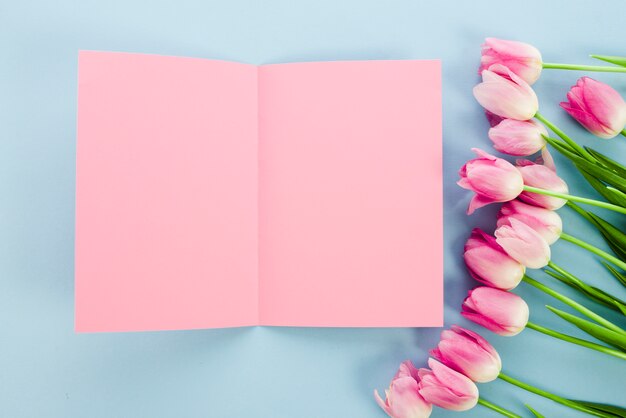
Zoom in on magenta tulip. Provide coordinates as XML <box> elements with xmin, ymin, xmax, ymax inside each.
<box><xmin>517</xmin><ymin>160</ymin><xmax>568</xmax><ymax>210</ymax></box>
<box><xmin>488</xmin><ymin>119</ymin><xmax>548</xmax><ymax>156</ymax></box>
<box><xmin>430</xmin><ymin>326</ymin><xmax>502</xmax><ymax>383</ymax></box>
<box><xmin>495</xmin><ymin>217</ymin><xmax>551</xmax><ymax>268</ymax></box>
<box><xmin>498</xmin><ymin>200</ymin><xmax>562</xmax><ymax>245</ymax></box>
<box><xmin>458</xmin><ymin>148</ymin><xmax>524</xmax><ymax>214</ymax></box>
<box><xmin>560</xmin><ymin>77</ymin><xmax>626</xmax><ymax>139</ymax></box>
<box><xmin>375</xmin><ymin>361</ymin><xmax>433</xmax><ymax>418</ymax></box>
<box><xmin>461</xmin><ymin>287</ymin><xmax>529</xmax><ymax>336</ymax></box>
<box><xmin>473</xmin><ymin>64</ymin><xmax>538</xmax><ymax>120</ymax></box>
<box><xmin>464</xmin><ymin>228</ymin><xmax>525</xmax><ymax>290</ymax></box>
<box><xmin>480</xmin><ymin>38</ymin><xmax>543</xmax><ymax>85</ymax></box>
<box><xmin>417</xmin><ymin>358</ymin><xmax>479</xmax><ymax>412</ymax></box>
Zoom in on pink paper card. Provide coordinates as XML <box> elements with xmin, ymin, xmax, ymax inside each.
<box><xmin>258</xmin><ymin>61</ymin><xmax>442</xmax><ymax>326</ymax></box>
<box><xmin>75</xmin><ymin>52</ymin><xmax>259</xmax><ymax>331</ymax></box>
<box><xmin>75</xmin><ymin>51</ymin><xmax>442</xmax><ymax>332</ymax></box>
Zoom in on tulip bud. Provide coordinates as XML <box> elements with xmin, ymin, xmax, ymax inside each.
<box><xmin>495</xmin><ymin>217</ymin><xmax>551</xmax><ymax>268</ymax></box>
<box><xmin>374</xmin><ymin>361</ymin><xmax>433</xmax><ymax>418</ymax></box>
<box><xmin>517</xmin><ymin>160</ymin><xmax>568</xmax><ymax>210</ymax></box>
<box><xmin>560</xmin><ymin>77</ymin><xmax>626</xmax><ymax>139</ymax></box>
<box><xmin>488</xmin><ymin>119</ymin><xmax>548</xmax><ymax>156</ymax></box>
<box><xmin>430</xmin><ymin>326</ymin><xmax>502</xmax><ymax>383</ymax></box>
<box><xmin>461</xmin><ymin>287</ymin><xmax>529</xmax><ymax>336</ymax></box>
<box><xmin>498</xmin><ymin>200</ymin><xmax>562</xmax><ymax>245</ymax></box>
<box><xmin>473</xmin><ymin>64</ymin><xmax>539</xmax><ymax>120</ymax></box>
<box><xmin>480</xmin><ymin>38</ymin><xmax>543</xmax><ymax>85</ymax></box>
<box><xmin>458</xmin><ymin>148</ymin><xmax>524</xmax><ymax>214</ymax></box>
<box><xmin>417</xmin><ymin>358</ymin><xmax>479</xmax><ymax>412</ymax></box>
<box><xmin>464</xmin><ymin>228</ymin><xmax>525</xmax><ymax>290</ymax></box>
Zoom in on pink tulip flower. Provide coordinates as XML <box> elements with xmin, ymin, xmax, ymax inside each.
<box><xmin>430</xmin><ymin>326</ymin><xmax>502</xmax><ymax>383</ymax></box>
<box><xmin>473</xmin><ymin>64</ymin><xmax>539</xmax><ymax>120</ymax></box>
<box><xmin>560</xmin><ymin>77</ymin><xmax>626</xmax><ymax>139</ymax></box>
<box><xmin>461</xmin><ymin>287</ymin><xmax>529</xmax><ymax>336</ymax></box>
<box><xmin>488</xmin><ymin>119</ymin><xmax>548</xmax><ymax>156</ymax></box>
<box><xmin>495</xmin><ymin>217</ymin><xmax>551</xmax><ymax>268</ymax></box>
<box><xmin>417</xmin><ymin>358</ymin><xmax>479</xmax><ymax>412</ymax></box>
<box><xmin>464</xmin><ymin>228</ymin><xmax>525</xmax><ymax>290</ymax></box>
<box><xmin>480</xmin><ymin>38</ymin><xmax>543</xmax><ymax>85</ymax></box>
<box><xmin>498</xmin><ymin>200</ymin><xmax>562</xmax><ymax>245</ymax></box>
<box><xmin>375</xmin><ymin>361</ymin><xmax>433</xmax><ymax>418</ymax></box>
<box><xmin>517</xmin><ymin>160</ymin><xmax>569</xmax><ymax>210</ymax></box>
<box><xmin>458</xmin><ymin>148</ymin><xmax>524</xmax><ymax>214</ymax></box>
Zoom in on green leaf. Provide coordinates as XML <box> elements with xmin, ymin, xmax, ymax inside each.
<box><xmin>582</xmin><ymin>209</ymin><xmax>626</xmax><ymax>263</ymax></box>
<box><xmin>569</xmin><ymin>400</ymin><xmax>626</xmax><ymax>417</ymax></box>
<box><xmin>585</xmin><ymin>147</ymin><xmax>626</xmax><ymax>178</ymax></box>
<box><xmin>605</xmin><ymin>187</ymin><xmax>626</xmax><ymax>208</ymax></box>
<box><xmin>579</xmin><ymin>171</ymin><xmax>626</xmax><ymax>207</ymax></box>
<box><xmin>547</xmin><ymin>306</ymin><xmax>626</xmax><ymax>351</ymax></box>
<box><xmin>545</xmin><ymin>137</ymin><xmax>626</xmax><ymax>198</ymax></box>
<box><xmin>545</xmin><ymin>136</ymin><xmax>626</xmax><ymax>194</ymax></box>
<box><xmin>603</xmin><ymin>262</ymin><xmax>626</xmax><ymax>287</ymax></box>
<box><xmin>591</xmin><ymin>54</ymin><xmax>626</xmax><ymax>68</ymax></box>
<box><xmin>576</xmin><ymin>162</ymin><xmax>626</xmax><ymax>195</ymax></box>
<box><xmin>545</xmin><ymin>269</ymin><xmax>626</xmax><ymax>315</ymax></box>
<box><xmin>543</xmin><ymin>135</ymin><xmax>581</xmax><ymax>157</ymax></box>
<box><xmin>525</xmin><ymin>404</ymin><xmax>545</xmax><ymax>418</ymax></box>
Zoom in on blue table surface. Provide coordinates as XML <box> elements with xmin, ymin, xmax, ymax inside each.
<box><xmin>2</xmin><ymin>1</ymin><xmax>625</xmax><ymax>417</ymax></box>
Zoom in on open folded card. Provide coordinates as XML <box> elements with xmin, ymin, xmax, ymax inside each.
<box><xmin>75</xmin><ymin>51</ymin><xmax>442</xmax><ymax>332</ymax></box>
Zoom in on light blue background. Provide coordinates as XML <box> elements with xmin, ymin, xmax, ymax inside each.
<box><xmin>1</xmin><ymin>1</ymin><xmax>625</xmax><ymax>417</ymax></box>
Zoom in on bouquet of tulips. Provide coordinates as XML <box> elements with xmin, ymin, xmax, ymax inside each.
<box><xmin>375</xmin><ymin>38</ymin><xmax>626</xmax><ymax>418</ymax></box>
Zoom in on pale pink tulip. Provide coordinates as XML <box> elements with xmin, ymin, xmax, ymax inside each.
<box><xmin>561</xmin><ymin>77</ymin><xmax>626</xmax><ymax>139</ymax></box>
<box><xmin>480</xmin><ymin>38</ymin><xmax>543</xmax><ymax>85</ymax></box>
<box><xmin>430</xmin><ymin>326</ymin><xmax>502</xmax><ymax>383</ymax></box>
<box><xmin>473</xmin><ymin>64</ymin><xmax>539</xmax><ymax>120</ymax></box>
<box><xmin>375</xmin><ymin>361</ymin><xmax>433</xmax><ymax>418</ymax></box>
<box><xmin>461</xmin><ymin>287</ymin><xmax>529</xmax><ymax>336</ymax></box>
<box><xmin>498</xmin><ymin>200</ymin><xmax>562</xmax><ymax>245</ymax></box>
<box><xmin>517</xmin><ymin>160</ymin><xmax>569</xmax><ymax>210</ymax></box>
<box><xmin>488</xmin><ymin>119</ymin><xmax>548</xmax><ymax>156</ymax></box>
<box><xmin>457</xmin><ymin>148</ymin><xmax>524</xmax><ymax>214</ymax></box>
<box><xmin>464</xmin><ymin>228</ymin><xmax>525</xmax><ymax>290</ymax></box>
<box><xmin>495</xmin><ymin>218</ymin><xmax>551</xmax><ymax>268</ymax></box>
<box><xmin>417</xmin><ymin>358</ymin><xmax>479</xmax><ymax>412</ymax></box>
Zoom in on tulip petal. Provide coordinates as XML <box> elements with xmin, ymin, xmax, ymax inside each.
<box><xmin>495</xmin><ymin>218</ymin><xmax>551</xmax><ymax>268</ymax></box>
<box><xmin>463</xmin><ymin>287</ymin><xmax>529</xmax><ymax>336</ymax></box>
<box><xmin>467</xmin><ymin>194</ymin><xmax>493</xmax><ymax>215</ymax></box>
<box><xmin>461</xmin><ymin>311</ymin><xmax>508</xmax><ymax>335</ymax></box>
<box><xmin>374</xmin><ymin>389</ymin><xmax>392</xmax><ymax>415</ymax></box>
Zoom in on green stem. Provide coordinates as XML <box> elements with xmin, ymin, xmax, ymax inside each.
<box><xmin>526</xmin><ymin>321</ymin><xmax>626</xmax><ymax>360</ymax></box>
<box><xmin>560</xmin><ymin>232</ymin><xmax>626</xmax><ymax>271</ymax></box>
<box><xmin>534</xmin><ymin>111</ymin><xmax>596</xmax><ymax>162</ymax></box>
<box><xmin>478</xmin><ymin>397</ymin><xmax>523</xmax><ymax>418</ymax></box>
<box><xmin>621</xmin><ymin>128</ymin><xmax>626</xmax><ymax>138</ymax></box>
<box><xmin>523</xmin><ymin>185</ymin><xmax>626</xmax><ymax>215</ymax></box>
<box><xmin>523</xmin><ymin>275</ymin><xmax>625</xmax><ymax>334</ymax></box>
<box><xmin>498</xmin><ymin>372</ymin><xmax>610</xmax><ymax>417</ymax></box>
<box><xmin>543</xmin><ymin>62</ymin><xmax>626</xmax><ymax>73</ymax></box>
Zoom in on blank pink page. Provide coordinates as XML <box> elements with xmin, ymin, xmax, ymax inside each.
<box><xmin>75</xmin><ymin>52</ymin><xmax>258</xmax><ymax>332</ymax></box>
<box><xmin>258</xmin><ymin>60</ymin><xmax>442</xmax><ymax>327</ymax></box>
